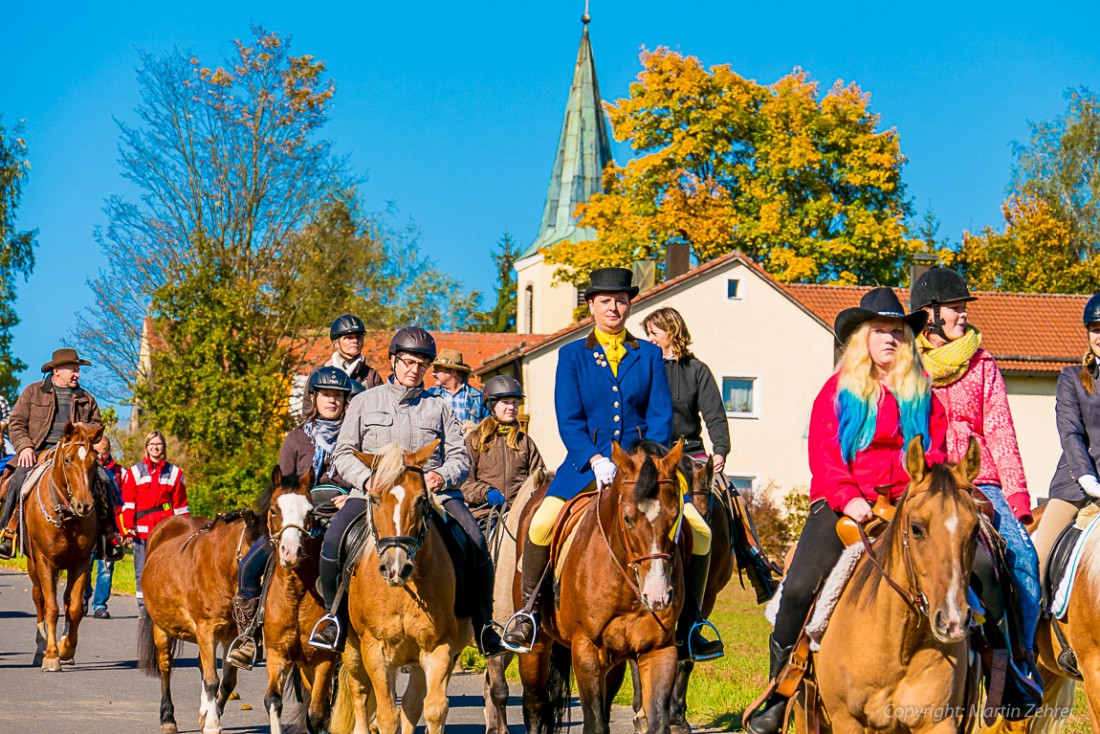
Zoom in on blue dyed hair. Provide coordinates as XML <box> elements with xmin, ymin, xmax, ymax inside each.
<box><xmin>836</xmin><ymin>387</ymin><xmax>931</xmax><ymax>464</ymax></box>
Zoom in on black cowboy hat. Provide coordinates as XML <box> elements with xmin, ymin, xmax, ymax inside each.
<box><xmin>41</xmin><ymin>348</ymin><xmax>92</xmax><ymax>373</ymax></box>
<box><xmin>834</xmin><ymin>287</ymin><xmax>928</xmax><ymax>346</ymax></box>
<box><xmin>583</xmin><ymin>267</ymin><xmax>639</xmax><ymax>300</ymax></box>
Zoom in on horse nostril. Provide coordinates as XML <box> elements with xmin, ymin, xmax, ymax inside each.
<box><xmin>400</xmin><ymin>562</ymin><xmax>413</xmax><ymax>579</ymax></box>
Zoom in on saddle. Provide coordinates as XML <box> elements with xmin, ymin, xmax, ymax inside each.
<box><xmin>834</xmin><ymin>494</ymin><xmax>895</xmax><ymax>546</ymax></box>
<box><xmin>712</xmin><ymin>473</ymin><xmax>782</xmax><ymax>604</ymax></box>
<box><xmin>1039</xmin><ymin>508</ymin><xmax>1100</xmax><ymax>680</ymax></box>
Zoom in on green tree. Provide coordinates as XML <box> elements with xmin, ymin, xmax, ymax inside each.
<box><xmin>544</xmin><ymin>48</ymin><xmax>918</xmax><ymax>287</ymax></box>
<box><xmin>0</xmin><ymin>118</ymin><xmax>38</xmax><ymax>402</ymax></box>
<box><xmin>477</xmin><ymin>232</ymin><xmax>519</xmax><ymax>332</ymax></box>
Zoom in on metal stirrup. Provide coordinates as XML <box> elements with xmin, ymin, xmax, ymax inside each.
<box><xmin>500</xmin><ymin>610</ymin><xmax>538</xmax><ymax>654</ymax></box>
<box><xmin>307</xmin><ymin>614</ymin><xmax>341</xmax><ymax>652</ymax></box>
<box><xmin>686</xmin><ymin>620</ymin><xmax>724</xmax><ymax>662</ymax></box>
<box><xmin>226</xmin><ymin>634</ymin><xmax>257</xmax><ymax>671</ymax></box>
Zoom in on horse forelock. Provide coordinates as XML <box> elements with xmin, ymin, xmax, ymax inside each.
<box><xmin>370</xmin><ymin>443</ymin><xmax>407</xmax><ymax>493</ymax></box>
<box><xmin>633</xmin><ymin>457</ymin><xmax>661</xmax><ymax>503</ymax></box>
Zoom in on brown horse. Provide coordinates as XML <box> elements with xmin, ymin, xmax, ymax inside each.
<box><xmin>330</xmin><ymin>440</ymin><xmax>472</xmax><ymax>734</ymax></box>
<box><xmin>517</xmin><ymin>439</ymin><xmax>687</xmax><ymax>734</ymax></box>
<box><xmin>795</xmin><ymin>437</ymin><xmax>981</xmax><ymax>734</ymax></box>
<box><xmin>137</xmin><ymin>509</ymin><xmax>266</xmax><ymax>734</ymax></box>
<box><xmin>262</xmin><ymin>468</ymin><xmax>338</xmax><ymax>734</ymax></box>
<box><xmin>20</xmin><ymin>421</ymin><xmax>104</xmax><ymax>671</ymax></box>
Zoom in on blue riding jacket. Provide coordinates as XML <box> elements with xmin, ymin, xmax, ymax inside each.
<box><xmin>547</xmin><ymin>330</ymin><xmax>673</xmax><ymax>499</ymax></box>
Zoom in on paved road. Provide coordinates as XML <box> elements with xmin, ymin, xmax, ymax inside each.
<box><xmin>0</xmin><ymin>568</ymin><xmax>644</xmax><ymax>733</ymax></box>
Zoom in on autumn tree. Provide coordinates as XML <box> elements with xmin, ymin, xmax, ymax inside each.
<box><xmin>544</xmin><ymin>48</ymin><xmax>918</xmax><ymax>287</ymax></box>
<box><xmin>0</xmin><ymin>117</ymin><xmax>37</xmax><ymax>403</ymax></box>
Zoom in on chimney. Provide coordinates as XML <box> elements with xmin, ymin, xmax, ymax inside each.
<box><xmin>665</xmin><ymin>243</ymin><xmax>691</xmax><ymax>281</ymax></box>
<box><xmin>909</xmin><ymin>253</ymin><xmax>938</xmax><ymax>289</ymax></box>
<box><xmin>631</xmin><ymin>260</ymin><xmax>656</xmax><ymax>293</ymax></box>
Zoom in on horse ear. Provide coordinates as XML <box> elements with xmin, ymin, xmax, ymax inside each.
<box><xmin>299</xmin><ymin>469</ymin><xmax>313</xmax><ymax>494</ymax></box>
<box><xmin>610</xmin><ymin>441</ymin><xmax>630</xmax><ymax>468</ymax></box>
<box><xmin>90</xmin><ymin>423</ymin><xmax>104</xmax><ymax>446</ymax></box>
<box><xmin>353</xmin><ymin>450</ymin><xmax>376</xmax><ymax>469</ymax></box>
<box><xmin>62</xmin><ymin>421</ymin><xmax>76</xmax><ymax>442</ymax></box>
<box><xmin>408</xmin><ymin>439</ymin><xmax>441</xmax><ymax>469</ymax></box>
<box><xmin>665</xmin><ymin>438</ymin><xmax>684</xmax><ymax>471</ymax></box>
<box><xmin>696</xmin><ymin>455</ymin><xmax>714</xmax><ymax>489</ymax></box>
<box><xmin>271</xmin><ymin>464</ymin><xmax>283</xmax><ymax>490</ymax></box>
<box><xmin>905</xmin><ymin>435</ymin><xmax>928</xmax><ymax>485</ymax></box>
<box><xmin>960</xmin><ymin>436</ymin><xmax>981</xmax><ymax>483</ymax></box>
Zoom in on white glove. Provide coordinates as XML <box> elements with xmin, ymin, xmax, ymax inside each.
<box><xmin>592</xmin><ymin>457</ymin><xmax>617</xmax><ymax>489</ymax></box>
<box><xmin>1080</xmin><ymin>475</ymin><xmax>1100</xmax><ymax>498</ymax></box>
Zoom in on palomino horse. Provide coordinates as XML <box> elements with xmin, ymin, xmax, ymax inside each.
<box><xmin>796</xmin><ymin>437</ymin><xmax>981</xmax><ymax>733</ymax></box>
<box><xmin>262</xmin><ymin>468</ymin><xmax>338</xmax><ymax>734</ymax></box>
<box><xmin>137</xmin><ymin>509</ymin><xmax>266</xmax><ymax>734</ymax></box>
<box><xmin>330</xmin><ymin>440</ymin><xmax>472</xmax><ymax>734</ymax></box>
<box><xmin>517</xmin><ymin>439</ymin><xmax>688</xmax><ymax>734</ymax></box>
<box><xmin>19</xmin><ymin>422</ymin><xmax>103</xmax><ymax>671</ymax></box>
<box><xmin>484</xmin><ymin>468</ymin><xmax>545</xmax><ymax>734</ymax></box>
<box><xmin>630</xmin><ymin>456</ymin><xmax>735</xmax><ymax>734</ymax></box>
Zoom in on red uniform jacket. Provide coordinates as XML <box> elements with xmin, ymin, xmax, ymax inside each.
<box><xmin>809</xmin><ymin>373</ymin><xmax>948</xmax><ymax>513</ymax></box>
<box><xmin>121</xmin><ymin>458</ymin><xmax>188</xmax><ymax>539</ymax></box>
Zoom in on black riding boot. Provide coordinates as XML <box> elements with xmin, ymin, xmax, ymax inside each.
<box><xmin>745</xmin><ymin>635</ymin><xmax>795</xmax><ymax>734</ymax></box>
<box><xmin>503</xmin><ymin>542</ymin><xmax>550</xmax><ymax>650</ymax></box>
<box><xmin>676</xmin><ymin>552</ymin><xmax>724</xmax><ymax>660</ymax></box>
<box><xmin>0</xmin><ymin>469</ymin><xmax>27</xmax><ymax>559</ymax></box>
<box><xmin>471</xmin><ymin>552</ymin><xmax>507</xmax><ymax>658</ymax></box>
<box><xmin>308</xmin><ymin>555</ymin><xmax>343</xmax><ymax>651</ymax></box>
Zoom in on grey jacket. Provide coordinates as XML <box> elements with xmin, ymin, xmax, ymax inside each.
<box><xmin>1050</xmin><ymin>364</ymin><xmax>1100</xmax><ymax>501</ymax></box>
<box><xmin>332</xmin><ymin>379</ymin><xmax>470</xmax><ymax>498</ymax></box>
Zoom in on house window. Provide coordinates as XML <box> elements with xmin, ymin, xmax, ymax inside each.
<box><xmin>727</xmin><ymin>278</ymin><xmax>741</xmax><ymax>300</ymax></box>
<box><xmin>524</xmin><ymin>284</ymin><xmax>534</xmax><ymax>334</ymax></box>
<box><xmin>726</xmin><ymin>475</ymin><xmax>756</xmax><ymax>493</ymax></box>
<box><xmin>722</xmin><ymin>376</ymin><xmax>757</xmax><ymax>416</ymax></box>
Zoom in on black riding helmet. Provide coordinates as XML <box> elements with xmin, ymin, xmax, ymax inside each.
<box><xmin>1084</xmin><ymin>294</ymin><xmax>1100</xmax><ymax>325</ymax></box>
<box><xmin>388</xmin><ymin>326</ymin><xmax>437</xmax><ymax>360</ymax></box>
<box><xmin>307</xmin><ymin>366</ymin><xmax>355</xmax><ymax>397</ymax></box>
<box><xmin>482</xmin><ymin>375</ymin><xmax>524</xmax><ymax>410</ymax></box>
<box><xmin>330</xmin><ymin>314</ymin><xmax>366</xmax><ymax>341</ymax></box>
<box><xmin>910</xmin><ymin>266</ymin><xmax>977</xmax><ymax>339</ymax></box>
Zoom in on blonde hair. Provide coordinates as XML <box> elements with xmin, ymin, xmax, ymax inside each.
<box><xmin>837</xmin><ymin>320</ymin><xmax>928</xmax><ymax>403</ymax></box>
<box><xmin>473</xmin><ymin>415</ymin><xmax>524</xmax><ymax>453</ymax></box>
<box><xmin>642</xmin><ymin>306</ymin><xmax>693</xmax><ymax>360</ymax></box>
<box><xmin>144</xmin><ymin>430</ymin><xmax>167</xmax><ymax>460</ymax></box>
<box><xmin>369</xmin><ymin>443</ymin><xmax>406</xmax><ymax>492</ymax></box>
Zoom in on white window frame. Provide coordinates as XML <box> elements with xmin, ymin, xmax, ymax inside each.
<box><xmin>724</xmin><ymin>472</ymin><xmax>759</xmax><ymax>493</ymax></box>
<box><xmin>721</xmin><ymin>374</ymin><xmax>760</xmax><ymax>419</ymax></box>
<box><xmin>726</xmin><ymin>277</ymin><xmax>743</xmax><ymax>301</ymax></box>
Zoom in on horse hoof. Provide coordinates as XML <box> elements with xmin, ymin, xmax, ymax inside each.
<box><xmin>670</xmin><ymin>724</ymin><xmax>693</xmax><ymax>734</ymax></box>
<box><xmin>160</xmin><ymin>725</ymin><xmax>178</xmax><ymax>734</ymax></box>
<box><xmin>40</xmin><ymin>658</ymin><xmax>61</xmax><ymax>673</ymax></box>
<box><xmin>60</xmin><ymin>657</ymin><xmax>75</xmax><ymax>666</ymax></box>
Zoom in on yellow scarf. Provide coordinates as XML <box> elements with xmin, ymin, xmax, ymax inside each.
<box><xmin>594</xmin><ymin>328</ymin><xmax>627</xmax><ymax>377</ymax></box>
<box><xmin>917</xmin><ymin>325</ymin><xmax>982</xmax><ymax>387</ymax></box>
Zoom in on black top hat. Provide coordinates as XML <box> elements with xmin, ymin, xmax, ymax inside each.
<box><xmin>583</xmin><ymin>267</ymin><xmax>639</xmax><ymax>300</ymax></box>
<box><xmin>833</xmin><ymin>287</ymin><xmax>929</xmax><ymax>346</ymax></box>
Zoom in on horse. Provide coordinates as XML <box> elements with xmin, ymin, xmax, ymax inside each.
<box><xmin>329</xmin><ymin>440</ymin><xmax>472</xmax><ymax>734</ymax></box>
<box><xmin>629</xmin><ymin>455</ymin><xmax>735</xmax><ymax>734</ymax></box>
<box><xmin>262</xmin><ymin>467</ymin><xmax>338</xmax><ymax>734</ymax></box>
<box><xmin>137</xmin><ymin>508</ymin><xmax>266</xmax><ymax>734</ymax></box>
<box><xmin>484</xmin><ymin>468</ymin><xmax>546</xmax><ymax>734</ymax></box>
<box><xmin>18</xmin><ymin>421</ymin><xmax>104</xmax><ymax>671</ymax></box>
<box><xmin>794</xmin><ymin>436</ymin><xmax>981</xmax><ymax>734</ymax></box>
<box><xmin>516</xmin><ymin>438</ymin><xmax>688</xmax><ymax>734</ymax></box>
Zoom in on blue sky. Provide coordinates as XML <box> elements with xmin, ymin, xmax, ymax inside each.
<box><xmin>2</xmin><ymin>1</ymin><xmax>1099</xmax><ymax>395</ymax></box>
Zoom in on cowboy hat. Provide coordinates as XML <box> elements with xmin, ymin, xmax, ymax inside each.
<box><xmin>432</xmin><ymin>348</ymin><xmax>472</xmax><ymax>374</ymax></box>
<box><xmin>833</xmin><ymin>287</ymin><xmax>928</xmax><ymax>346</ymax></box>
<box><xmin>583</xmin><ymin>267</ymin><xmax>639</xmax><ymax>300</ymax></box>
<box><xmin>41</xmin><ymin>348</ymin><xmax>92</xmax><ymax>373</ymax></box>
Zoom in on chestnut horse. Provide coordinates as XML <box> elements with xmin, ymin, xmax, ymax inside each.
<box><xmin>330</xmin><ymin>440</ymin><xmax>472</xmax><ymax>734</ymax></box>
<box><xmin>517</xmin><ymin>439</ymin><xmax>687</xmax><ymax>734</ymax></box>
<box><xmin>262</xmin><ymin>468</ymin><xmax>338</xmax><ymax>734</ymax></box>
<box><xmin>137</xmin><ymin>509</ymin><xmax>266</xmax><ymax>734</ymax></box>
<box><xmin>21</xmin><ymin>422</ymin><xmax>104</xmax><ymax>671</ymax></box>
<box><xmin>795</xmin><ymin>437</ymin><xmax>981</xmax><ymax>734</ymax></box>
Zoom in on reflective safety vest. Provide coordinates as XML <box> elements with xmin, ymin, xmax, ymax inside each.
<box><xmin>120</xmin><ymin>459</ymin><xmax>188</xmax><ymax>539</ymax></box>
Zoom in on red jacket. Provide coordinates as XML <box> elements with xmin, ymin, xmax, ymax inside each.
<box><xmin>809</xmin><ymin>373</ymin><xmax>948</xmax><ymax>513</ymax></box>
<box><xmin>120</xmin><ymin>458</ymin><xmax>188</xmax><ymax>539</ymax></box>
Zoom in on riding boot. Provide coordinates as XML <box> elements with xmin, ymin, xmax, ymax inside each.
<box><xmin>502</xmin><ymin>542</ymin><xmax>550</xmax><ymax>650</ymax></box>
<box><xmin>745</xmin><ymin>635</ymin><xmax>795</xmax><ymax>734</ymax></box>
<box><xmin>227</xmin><ymin>595</ymin><xmax>260</xmax><ymax>670</ymax></box>
<box><xmin>0</xmin><ymin>473</ymin><xmax>23</xmax><ymax>560</ymax></box>
<box><xmin>676</xmin><ymin>552</ymin><xmax>724</xmax><ymax>661</ymax></box>
<box><xmin>471</xmin><ymin>552</ymin><xmax>507</xmax><ymax>658</ymax></box>
<box><xmin>308</xmin><ymin>555</ymin><xmax>343</xmax><ymax>650</ymax></box>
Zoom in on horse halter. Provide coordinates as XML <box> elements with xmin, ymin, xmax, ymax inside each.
<box><xmin>38</xmin><ymin>441</ymin><xmax>93</xmax><ymax>527</ymax></box>
<box><xmin>268</xmin><ymin>500</ymin><xmax>320</xmax><ymax>544</ymax></box>
<box><xmin>366</xmin><ymin>465</ymin><xmax>430</xmax><ymax>561</ymax></box>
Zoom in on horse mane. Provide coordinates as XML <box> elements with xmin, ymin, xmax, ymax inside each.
<box><xmin>846</xmin><ymin>463</ymin><xmax>961</xmax><ymax>606</ymax></box>
<box><xmin>370</xmin><ymin>443</ymin><xmax>407</xmax><ymax>492</ymax></box>
<box><xmin>628</xmin><ymin>438</ymin><xmax>668</xmax><ymax>458</ymax></box>
<box><xmin>253</xmin><ymin>472</ymin><xmax>302</xmax><ymax>516</ymax></box>
<box><xmin>199</xmin><ymin>508</ymin><xmax>264</xmax><ymax>536</ymax></box>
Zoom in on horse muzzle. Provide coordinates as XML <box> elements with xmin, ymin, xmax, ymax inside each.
<box><xmin>931</xmin><ymin>607</ymin><xmax>968</xmax><ymax>644</ymax></box>
<box><xmin>72</xmin><ymin>501</ymin><xmax>93</xmax><ymax>518</ymax></box>
<box><xmin>378</xmin><ymin>548</ymin><xmax>413</xmax><ymax>587</ymax></box>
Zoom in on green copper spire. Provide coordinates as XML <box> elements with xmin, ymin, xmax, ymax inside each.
<box><xmin>519</xmin><ymin>15</ymin><xmax>613</xmax><ymax>260</ymax></box>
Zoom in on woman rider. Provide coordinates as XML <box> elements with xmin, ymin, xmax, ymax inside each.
<box><xmin>308</xmin><ymin>326</ymin><xmax>507</xmax><ymax>657</ymax></box>
<box><xmin>227</xmin><ymin>366</ymin><xmax>355</xmax><ymax>669</ymax></box>
<box><xmin>461</xmin><ymin>375</ymin><xmax>544</xmax><ymax>526</ymax></box>
<box><xmin>642</xmin><ymin>305</ymin><xmax>729</xmax><ymax>660</ymax></box>
<box><xmin>1032</xmin><ymin>294</ymin><xmax>1100</xmax><ymax>603</ymax></box>
<box><xmin>746</xmin><ymin>287</ymin><xmax>947</xmax><ymax>734</ymax></box>
<box><xmin>910</xmin><ymin>266</ymin><xmax>1041</xmax><ymax>680</ymax></box>
<box><xmin>502</xmin><ymin>267</ymin><xmax>716</xmax><ymax>654</ymax></box>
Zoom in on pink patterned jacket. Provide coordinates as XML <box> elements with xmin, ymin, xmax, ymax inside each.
<box><xmin>931</xmin><ymin>348</ymin><xmax>1032</xmax><ymax>523</ymax></box>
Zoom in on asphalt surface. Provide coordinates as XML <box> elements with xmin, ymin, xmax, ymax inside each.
<box><xmin>0</xmin><ymin>568</ymin><xmax>643</xmax><ymax>733</ymax></box>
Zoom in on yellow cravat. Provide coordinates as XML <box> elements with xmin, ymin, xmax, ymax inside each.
<box><xmin>594</xmin><ymin>328</ymin><xmax>627</xmax><ymax>377</ymax></box>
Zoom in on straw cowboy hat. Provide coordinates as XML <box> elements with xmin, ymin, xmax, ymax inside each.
<box><xmin>41</xmin><ymin>348</ymin><xmax>92</xmax><ymax>373</ymax></box>
<box><xmin>432</xmin><ymin>348</ymin><xmax>472</xmax><ymax>374</ymax></box>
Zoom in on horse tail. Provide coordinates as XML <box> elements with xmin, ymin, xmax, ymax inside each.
<box><xmin>1029</xmin><ymin>672</ymin><xmax>1074</xmax><ymax>734</ymax></box>
<box><xmin>329</xmin><ymin>662</ymin><xmax>357</xmax><ymax>734</ymax></box>
<box><xmin>136</xmin><ymin>613</ymin><xmax>159</xmax><ymax>677</ymax></box>
<box><xmin>546</xmin><ymin>641</ymin><xmax>573</xmax><ymax>734</ymax></box>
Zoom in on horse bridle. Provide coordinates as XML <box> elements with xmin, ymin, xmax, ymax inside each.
<box><xmin>268</xmin><ymin>505</ymin><xmax>321</xmax><ymax>544</ymax></box>
<box><xmin>856</xmin><ymin>486</ymin><xmax>932</xmax><ymax>618</ymax></box>
<box><xmin>37</xmin><ymin>442</ymin><xmax>93</xmax><ymax>528</ymax></box>
<box><xmin>366</xmin><ymin>465</ymin><xmax>431</xmax><ymax>561</ymax></box>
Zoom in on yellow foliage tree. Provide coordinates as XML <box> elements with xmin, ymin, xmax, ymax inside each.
<box><xmin>544</xmin><ymin>48</ymin><xmax>920</xmax><ymax>287</ymax></box>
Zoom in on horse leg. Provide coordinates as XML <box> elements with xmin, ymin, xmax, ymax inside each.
<box><xmin>196</xmin><ymin>625</ymin><xmax>223</xmax><ymax>734</ymax></box>
<box><xmin>309</xmin><ymin>660</ymin><xmax>337</xmax><ymax>734</ymax></box>
<box><xmin>216</xmin><ymin>648</ymin><xmax>239</xmax><ymax>711</ymax></box>
<box><xmin>362</xmin><ymin>640</ymin><xmax>400</xmax><ymax>734</ymax></box>
<box><xmin>154</xmin><ymin>624</ymin><xmax>179</xmax><ymax>734</ymax></box>
<box><xmin>637</xmin><ymin>646</ymin><xmax>679</xmax><ymax>734</ymax></box>
<box><xmin>38</xmin><ymin>562</ymin><xmax>62</xmax><ymax>672</ymax></box>
<box><xmin>419</xmin><ymin>642</ymin><xmax>456</xmax><ymax>734</ymax></box>
<box><xmin>605</xmin><ymin>660</ymin><xmax>628</xmax><ymax>722</ymax></box>
<box><xmin>59</xmin><ymin>562</ymin><xmax>90</xmax><ymax>663</ymax></box>
<box><xmin>629</xmin><ymin>659</ymin><xmax>646</xmax><ymax>733</ymax></box>
<box><xmin>264</xmin><ymin>650</ymin><xmax>287</xmax><ymax>734</ymax></box>
<box><xmin>518</xmin><ymin>637</ymin><xmax>556</xmax><ymax>734</ymax></box>
<box><xmin>30</xmin><ymin>557</ymin><xmax>46</xmax><ymax>668</ymax></box>
<box><xmin>484</xmin><ymin>651</ymin><xmax>513</xmax><ymax>734</ymax></box>
<box><xmin>669</xmin><ymin>659</ymin><xmax>694</xmax><ymax>734</ymax></box>
<box><xmin>571</xmin><ymin>636</ymin><xmax>609</xmax><ymax>734</ymax></box>
<box><xmin>401</xmin><ymin>664</ymin><xmax>427</xmax><ymax>734</ymax></box>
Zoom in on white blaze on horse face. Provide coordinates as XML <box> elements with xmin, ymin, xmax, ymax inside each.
<box><xmin>941</xmin><ymin>506</ymin><xmax>966</xmax><ymax>629</ymax></box>
<box><xmin>638</xmin><ymin>499</ymin><xmax>660</xmax><ymax>522</ymax></box>
<box><xmin>640</xmin><ymin>538</ymin><xmax>671</xmax><ymax>610</ymax></box>
<box><xmin>77</xmin><ymin>446</ymin><xmax>88</xmax><ymax>461</ymax></box>
<box><xmin>276</xmin><ymin>493</ymin><xmax>312</xmax><ymax>565</ymax></box>
<box><xmin>944</xmin><ymin>514</ymin><xmax>958</xmax><ymax>536</ymax></box>
<box><xmin>390</xmin><ymin>486</ymin><xmax>406</xmax><ymax>536</ymax></box>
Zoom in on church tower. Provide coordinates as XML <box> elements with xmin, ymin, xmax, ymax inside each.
<box><xmin>515</xmin><ymin>12</ymin><xmax>613</xmax><ymax>334</ymax></box>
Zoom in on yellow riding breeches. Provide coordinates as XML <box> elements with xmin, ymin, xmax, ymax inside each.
<box><xmin>527</xmin><ymin>493</ymin><xmax>712</xmax><ymax>556</ymax></box>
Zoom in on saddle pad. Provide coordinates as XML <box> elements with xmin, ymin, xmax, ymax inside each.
<box><xmin>1050</xmin><ymin>512</ymin><xmax>1100</xmax><ymax>620</ymax></box>
<box><xmin>804</xmin><ymin>543</ymin><xmax>865</xmax><ymax>650</ymax></box>
<box><xmin>553</xmin><ymin>521</ymin><xmax>584</xmax><ymax>589</ymax></box>
<box><xmin>20</xmin><ymin>461</ymin><xmax>53</xmax><ymax>500</ymax></box>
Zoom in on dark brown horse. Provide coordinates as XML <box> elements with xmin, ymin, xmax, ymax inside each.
<box><xmin>262</xmin><ymin>468</ymin><xmax>338</xmax><ymax>734</ymax></box>
<box><xmin>19</xmin><ymin>422</ymin><xmax>104</xmax><ymax>671</ymax></box>
<box><xmin>137</xmin><ymin>509</ymin><xmax>266</xmax><ymax>734</ymax></box>
<box><xmin>516</xmin><ymin>439</ymin><xmax>687</xmax><ymax>734</ymax></box>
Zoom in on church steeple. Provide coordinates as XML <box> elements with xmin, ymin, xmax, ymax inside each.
<box><xmin>518</xmin><ymin>13</ymin><xmax>613</xmax><ymax>261</ymax></box>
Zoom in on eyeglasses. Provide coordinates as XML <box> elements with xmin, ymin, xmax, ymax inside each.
<box><xmin>396</xmin><ymin>356</ymin><xmax>430</xmax><ymax>371</ymax></box>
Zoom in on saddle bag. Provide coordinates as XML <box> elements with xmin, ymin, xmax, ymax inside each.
<box><xmin>719</xmin><ymin>476</ymin><xmax>782</xmax><ymax>604</ymax></box>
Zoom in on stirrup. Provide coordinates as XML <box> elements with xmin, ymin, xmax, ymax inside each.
<box><xmin>0</xmin><ymin>529</ymin><xmax>15</xmax><ymax>560</ymax></box>
<box><xmin>500</xmin><ymin>610</ymin><xmax>537</xmax><ymax>654</ymax></box>
<box><xmin>479</xmin><ymin>622</ymin><xmax>509</xmax><ymax>658</ymax></box>
<box><xmin>687</xmin><ymin>620</ymin><xmax>724</xmax><ymax>662</ymax></box>
<box><xmin>226</xmin><ymin>634</ymin><xmax>257</xmax><ymax>671</ymax></box>
<box><xmin>307</xmin><ymin>614</ymin><xmax>341</xmax><ymax>652</ymax></box>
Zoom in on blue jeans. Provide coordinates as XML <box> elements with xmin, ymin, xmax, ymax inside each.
<box><xmin>82</xmin><ymin>558</ymin><xmax>115</xmax><ymax>612</ymax></box>
<box><xmin>133</xmin><ymin>538</ymin><xmax>148</xmax><ymax>614</ymax></box>
<box><xmin>977</xmin><ymin>484</ymin><xmax>1040</xmax><ymax>653</ymax></box>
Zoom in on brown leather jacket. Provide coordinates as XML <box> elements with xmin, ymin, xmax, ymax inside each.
<box><xmin>8</xmin><ymin>379</ymin><xmax>102</xmax><ymax>455</ymax></box>
<box><xmin>461</xmin><ymin>428</ymin><xmax>544</xmax><ymax>518</ymax></box>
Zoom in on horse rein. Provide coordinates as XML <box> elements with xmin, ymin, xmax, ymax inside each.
<box><xmin>366</xmin><ymin>464</ymin><xmax>431</xmax><ymax>561</ymax></box>
<box><xmin>36</xmin><ymin>442</ymin><xmax>94</xmax><ymax>528</ymax></box>
<box><xmin>855</xmin><ymin>490</ymin><xmax>931</xmax><ymax>618</ymax></box>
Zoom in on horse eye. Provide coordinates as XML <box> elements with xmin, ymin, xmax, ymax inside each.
<box><xmin>910</xmin><ymin>522</ymin><xmax>925</xmax><ymax>540</ymax></box>
<box><xmin>624</xmin><ymin>514</ymin><xmax>635</xmax><ymax>528</ymax></box>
